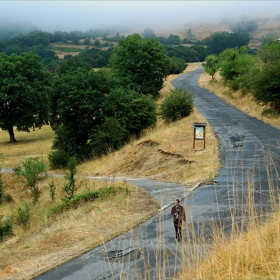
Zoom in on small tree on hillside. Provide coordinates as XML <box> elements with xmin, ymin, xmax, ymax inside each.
<box><xmin>159</xmin><ymin>88</ymin><xmax>193</xmax><ymax>123</ymax></box>
<box><xmin>13</xmin><ymin>157</ymin><xmax>47</xmax><ymax>204</ymax></box>
<box><xmin>202</xmin><ymin>54</ymin><xmax>220</xmax><ymax>81</ymax></box>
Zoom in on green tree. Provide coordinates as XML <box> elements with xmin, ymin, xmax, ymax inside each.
<box><xmin>251</xmin><ymin>41</ymin><xmax>280</xmax><ymax>112</ymax></box>
<box><xmin>234</xmin><ymin>50</ymin><xmax>257</xmax><ymax>93</ymax></box>
<box><xmin>49</xmin><ymin>69</ymin><xmax>109</xmax><ymax>164</ymax></box>
<box><xmin>168</xmin><ymin>57</ymin><xmax>186</xmax><ymax>74</ymax></box>
<box><xmin>164</xmin><ymin>45</ymin><xmax>207</xmax><ymax>63</ymax></box>
<box><xmin>109</xmin><ymin>33</ymin><xmax>169</xmax><ymax>97</ymax></box>
<box><xmin>231</xmin><ymin>20</ymin><xmax>258</xmax><ymax>33</ymax></box>
<box><xmin>219</xmin><ymin>47</ymin><xmax>240</xmax><ymax>90</ymax></box>
<box><xmin>202</xmin><ymin>54</ymin><xmax>220</xmax><ymax>81</ymax></box>
<box><xmin>57</xmin><ymin>56</ymin><xmax>92</xmax><ymax>76</ymax></box>
<box><xmin>142</xmin><ymin>28</ymin><xmax>155</xmax><ymax>39</ymax></box>
<box><xmin>167</xmin><ymin>34</ymin><xmax>180</xmax><ymax>45</ymax></box>
<box><xmin>101</xmin><ymin>88</ymin><xmax>157</xmax><ymax>137</ymax></box>
<box><xmin>84</xmin><ymin>38</ymin><xmax>91</xmax><ymax>45</ymax></box>
<box><xmin>0</xmin><ymin>52</ymin><xmax>51</xmax><ymax>142</ymax></box>
<box><xmin>203</xmin><ymin>31</ymin><xmax>250</xmax><ymax>55</ymax></box>
<box><xmin>220</xmin><ymin>46</ymin><xmax>257</xmax><ymax>92</ymax></box>
<box><xmin>89</xmin><ymin>117</ymin><xmax>127</xmax><ymax>157</ymax></box>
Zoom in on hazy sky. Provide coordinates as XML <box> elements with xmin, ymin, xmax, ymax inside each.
<box><xmin>1</xmin><ymin>1</ymin><xmax>280</xmax><ymax>32</ymax></box>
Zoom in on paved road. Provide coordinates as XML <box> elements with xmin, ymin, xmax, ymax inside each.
<box><xmin>35</xmin><ymin>68</ymin><xmax>280</xmax><ymax>280</ymax></box>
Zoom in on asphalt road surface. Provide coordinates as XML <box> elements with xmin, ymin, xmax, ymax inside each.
<box><xmin>35</xmin><ymin>68</ymin><xmax>280</xmax><ymax>280</ymax></box>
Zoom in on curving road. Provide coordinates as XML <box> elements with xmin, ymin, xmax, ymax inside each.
<box><xmin>34</xmin><ymin>68</ymin><xmax>280</xmax><ymax>280</ymax></box>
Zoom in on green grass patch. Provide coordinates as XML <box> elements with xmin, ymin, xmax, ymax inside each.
<box><xmin>50</xmin><ymin>185</ymin><xmax>126</xmax><ymax>215</ymax></box>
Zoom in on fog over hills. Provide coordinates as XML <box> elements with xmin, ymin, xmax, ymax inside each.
<box><xmin>1</xmin><ymin>1</ymin><xmax>280</xmax><ymax>34</ymax></box>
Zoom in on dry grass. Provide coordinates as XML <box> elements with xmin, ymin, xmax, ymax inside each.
<box><xmin>0</xmin><ymin>175</ymin><xmax>159</xmax><ymax>280</ymax></box>
<box><xmin>180</xmin><ymin>210</ymin><xmax>280</xmax><ymax>280</ymax></box>
<box><xmin>0</xmin><ymin>126</ymin><xmax>54</xmax><ymax>168</ymax></box>
<box><xmin>77</xmin><ymin>107</ymin><xmax>219</xmax><ymax>186</ymax></box>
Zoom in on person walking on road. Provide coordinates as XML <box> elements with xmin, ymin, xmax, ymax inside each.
<box><xmin>171</xmin><ymin>198</ymin><xmax>186</xmax><ymax>241</ymax></box>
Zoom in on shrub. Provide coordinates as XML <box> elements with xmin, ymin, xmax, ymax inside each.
<box><xmin>50</xmin><ymin>185</ymin><xmax>118</xmax><ymax>215</ymax></box>
<box><xmin>15</xmin><ymin>201</ymin><xmax>31</xmax><ymax>230</ymax></box>
<box><xmin>48</xmin><ymin>150</ymin><xmax>70</xmax><ymax>170</ymax></box>
<box><xmin>3</xmin><ymin>194</ymin><xmax>13</xmax><ymax>203</ymax></box>
<box><xmin>0</xmin><ymin>173</ymin><xmax>13</xmax><ymax>204</ymax></box>
<box><xmin>63</xmin><ymin>157</ymin><xmax>78</xmax><ymax>200</ymax></box>
<box><xmin>168</xmin><ymin>57</ymin><xmax>186</xmax><ymax>74</ymax></box>
<box><xmin>0</xmin><ymin>216</ymin><xmax>14</xmax><ymax>242</ymax></box>
<box><xmin>159</xmin><ymin>88</ymin><xmax>193</xmax><ymax>123</ymax></box>
<box><xmin>49</xmin><ymin>180</ymin><xmax>56</xmax><ymax>201</ymax></box>
<box><xmin>13</xmin><ymin>157</ymin><xmax>47</xmax><ymax>204</ymax></box>
<box><xmin>102</xmin><ymin>88</ymin><xmax>157</xmax><ymax>138</ymax></box>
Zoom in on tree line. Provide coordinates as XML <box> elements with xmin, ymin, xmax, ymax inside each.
<box><xmin>0</xmin><ymin>34</ymin><xmax>194</xmax><ymax>169</ymax></box>
<box><xmin>2</xmin><ymin>20</ymin><xmax>278</xmax><ymax>169</ymax></box>
<box><xmin>203</xmin><ymin>40</ymin><xmax>280</xmax><ymax>114</ymax></box>
<box><xmin>0</xmin><ymin>21</ymin><xmax>261</xmax><ymax>73</ymax></box>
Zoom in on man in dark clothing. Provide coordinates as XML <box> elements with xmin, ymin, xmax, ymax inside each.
<box><xmin>171</xmin><ymin>198</ymin><xmax>186</xmax><ymax>241</ymax></box>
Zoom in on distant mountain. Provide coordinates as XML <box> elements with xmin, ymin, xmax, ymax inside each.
<box><xmin>0</xmin><ymin>19</ymin><xmax>39</xmax><ymax>40</ymax></box>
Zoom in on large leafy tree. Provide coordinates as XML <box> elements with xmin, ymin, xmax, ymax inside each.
<box><xmin>219</xmin><ymin>46</ymin><xmax>257</xmax><ymax>91</ymax></box>
<box><xmin>49</xmin><ymin>67</ymin><xmax>157</xmax><ymax>167</ymax></box>
<box><xmin>109</xmin><ymin>33</ymin><xmax>169</xmax><ymax>97</ymax></box>
<box><xmin>49</xmin><ymin>69</ymin><xmax>109</xmax><ymax>161</ymax></box>
<box><xmin>0</xmin><ymin>52</ymin><xmax>52</xmax><ymax>142</ymax></box>
<box><xmin>101</xmin><ymin>88</ymin><xmax>157</xmax><ymax>137</ymax></box>
<box><xmin>251</xmin><ymin>41</ymin><xmax>280</xmax><ymax>112</ymax></box>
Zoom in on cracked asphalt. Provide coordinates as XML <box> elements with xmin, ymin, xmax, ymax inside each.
<box><xmin>34</xmin><ymin>67</ymin><xmax>280</xmax><ymax>280</ymax></box>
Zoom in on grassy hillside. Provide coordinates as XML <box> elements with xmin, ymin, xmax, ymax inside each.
<box><xmin>0</xmin><ymin>63</ymin><xmax>221</xmax><ymax>280</ymax></box>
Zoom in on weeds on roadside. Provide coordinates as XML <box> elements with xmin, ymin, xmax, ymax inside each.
<box><xmin>0</xmin><ymin>215</ymin><xmax>14</xmax><ymax>242</ymax></box>
<box><xmin>13</xmin><ymin>157</ymin><xmax>47</xmax><ymax>204</ymax></box>
<box><xmin>15</xmin><ymin>201</ymin><xmax>31</xmax><ymax>230</ymax></box>
<box><xmin>63</xmin><ymin>156</ymin><xmax>79</xmax><ymax>200</ymax></box>
<box><xmin>49</xmin><ymin>179</ymin><xmax>56</xmax><ymax>201</ymax></box>
<box><xmin>50</xmin><ymin>185</ymin><xmax>120</xmax><ymax>215</ymax></box>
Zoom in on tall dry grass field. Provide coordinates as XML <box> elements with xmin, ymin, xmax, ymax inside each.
<box><xmin>179</xmin><ymin>177</ymin><xmax>280</xmax><ymax>280</ymax></box>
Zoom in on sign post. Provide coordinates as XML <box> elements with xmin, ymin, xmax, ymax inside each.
<box><xmin>192</xmin><ymin>122</ymin><xmax>207</xmax><ymax>149</ymax></box>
